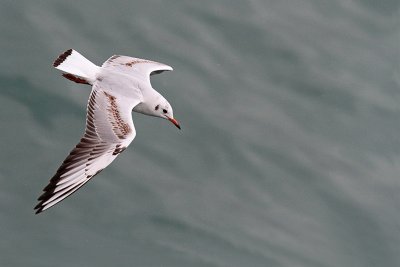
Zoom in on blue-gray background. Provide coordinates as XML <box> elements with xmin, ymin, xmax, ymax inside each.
<box><xmin>0</xmin><ymin>0</ymin><xmax>399</xmax><ymax>266</ymax></box>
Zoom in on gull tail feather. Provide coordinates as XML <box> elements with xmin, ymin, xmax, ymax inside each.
<box><xmin>53</xmin><ymin>49</ymin><xmax>100</xmax><ymax>85</ymax></box>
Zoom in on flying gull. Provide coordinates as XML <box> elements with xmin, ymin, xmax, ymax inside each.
<box><xmin>34</xmin><ymin>49</ymin><xmax>180</xmax><ymax>214</ymax></box>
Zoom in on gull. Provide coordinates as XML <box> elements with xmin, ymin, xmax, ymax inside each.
<box><xmin>34</xmin><ymin>49</ymin><xmax>180</xmax><ymax>214</ymax></box>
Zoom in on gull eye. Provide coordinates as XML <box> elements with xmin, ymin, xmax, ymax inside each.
<box><xmin>155</xmin><ymin>105</ymin><xmax>159</xmax><ymax>111</ymax></box>
<box><xmin>162</xmin><ymin>109</ymin><xmax>168</xmax><ymax>114</ymax></box>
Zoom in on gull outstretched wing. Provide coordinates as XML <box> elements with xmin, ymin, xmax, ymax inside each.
<box><xmin>101</xmin><ymin>55</ymin><xmax>173</xmax><ymax>86</ymax></box>
<box><xmin>35</xmin><ymin>81</ymin><xmax>140</xmax><ymax>214</ymax></box>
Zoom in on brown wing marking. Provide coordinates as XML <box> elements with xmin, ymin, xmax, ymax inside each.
<box><xmin>103</xmin><ymin>91</ymin><xmax>132</xmax><ymax>139</ymax></box>
<box><xmin>62</xmin><ymin>73</ymin><xmax>90</xmax><ymax>85</ymax></box>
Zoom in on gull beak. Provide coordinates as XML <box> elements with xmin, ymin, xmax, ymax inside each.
<box><xmin>168</xmin><ymin>117</ymin><xmax>181</xmax><ymax>130</ymax></box>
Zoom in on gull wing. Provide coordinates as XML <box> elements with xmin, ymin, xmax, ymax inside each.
<box><xmin>101</xmin><ymin>55</ymin><xmax>173</xmax><ymax>86</ymax></box>
<box><xmin>35</xmin><ymin>82</ymin><xmax>140</xmax><ymax>213</ymax></box>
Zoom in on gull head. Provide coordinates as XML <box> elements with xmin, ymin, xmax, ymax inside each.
<box><xmin>134</xmin><ymin>95</ymin><xmax>181</xmax><ymax>130</ymax></box>
<box><xmin>153</xmin><ymin>100</ymin><xmax>181</xmax><ymax>129</ymax></box>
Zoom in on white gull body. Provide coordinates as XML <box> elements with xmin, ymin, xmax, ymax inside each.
<box><xmin>35</xmin><ymin>49</ymin><xmax>180</xmax><ymax>214</ymax></box>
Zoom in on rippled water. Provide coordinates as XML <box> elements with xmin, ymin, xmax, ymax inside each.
<box><xmin>0</xmin><ymin>0</ymin><xmax>399</xmax><ymax>266</ymax></box>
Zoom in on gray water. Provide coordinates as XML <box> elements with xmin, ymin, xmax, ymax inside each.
<box><xmin>0</xmin><ymin>0</ymin><xmax>399</xmax><ymax>266</ymax></box>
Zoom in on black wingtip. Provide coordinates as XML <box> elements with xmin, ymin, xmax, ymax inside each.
<box><xmin>34</xmin><ymin>185</ymin><xmax>53</xmax><ymax>214</ymax></box>
<box><xmin>34</xmin><ymin>204</ymin><xmax>43</xmax><ymax>214</ymax></box>
<box><xmin>53</xmin><ymin>49</ymin><xmax>73</xmax><ymax>67</ymax></box>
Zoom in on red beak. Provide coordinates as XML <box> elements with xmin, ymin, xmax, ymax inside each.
<box><xmin>168</xmin><ymin>117</ymin><xmax>181</xmax><ymax>129</ymax></box>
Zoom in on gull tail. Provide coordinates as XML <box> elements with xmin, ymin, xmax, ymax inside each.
<box><xmin>53</xmin><ymin>49</ymin><xmax>100</xmax><ymax>85</ymax></box>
